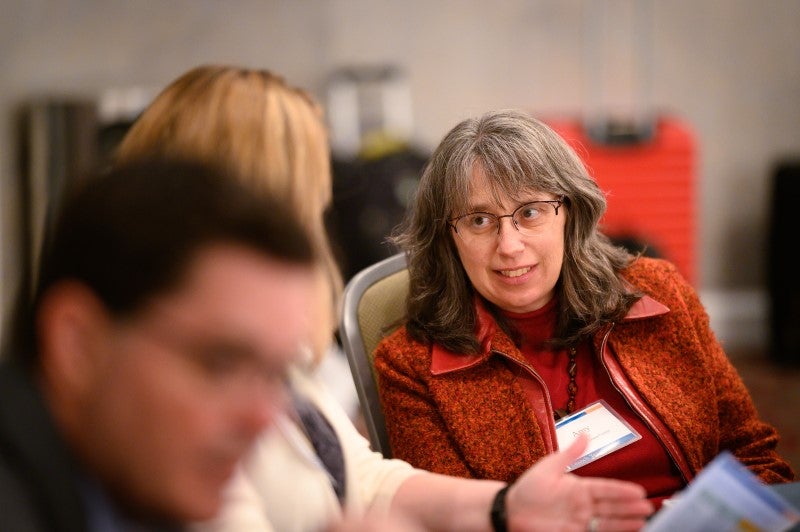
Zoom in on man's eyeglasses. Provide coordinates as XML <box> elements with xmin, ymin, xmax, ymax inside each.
<box><xmin>448</xmin><ymin>196</ymin><xmax>565</xmax><ymax>246</ymax></box>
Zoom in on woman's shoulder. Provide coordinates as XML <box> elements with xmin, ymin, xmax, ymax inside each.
<box><xmin>373</xmin><ymin>325</ymin><xmax>431</xmax><ymax>366</ymax></box>
<box><xmin>621</xmin><ymin>256</ymin><xmax>685</xmax><ymax>286</ymax></box>
<box><xmin>620</xmin><ymin>256</ymin><xmax>700</xmax><ymax>312</ymax></box>
<box><xmin>376</xmin><ymin>325</ymin><xmax>421</xmax><ymax>349</ymax></box>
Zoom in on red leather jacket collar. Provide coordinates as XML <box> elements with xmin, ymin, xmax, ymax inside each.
<box><xmin>431</xmin><ymin>294</ymin><xmax>669</xmax><ymax>375</ymax></box>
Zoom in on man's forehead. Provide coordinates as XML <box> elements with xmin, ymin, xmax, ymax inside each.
<box><xmin>139</xmin><ymin>246</ymin><xmax>314</xmax><ymax>352</ymax></box>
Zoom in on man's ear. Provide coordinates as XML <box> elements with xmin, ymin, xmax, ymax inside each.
<box><xmin>36</xmin><ymin>281</ymin><xmax>110</xmax><ymax>397</ymax></box>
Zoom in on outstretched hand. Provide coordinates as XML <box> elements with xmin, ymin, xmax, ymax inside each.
<box><xmin>506</xmin><ymin>434</ymin><xmax>654</xmax><ymax>531</ymax></box>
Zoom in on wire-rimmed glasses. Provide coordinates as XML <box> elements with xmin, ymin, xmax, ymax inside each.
<box><xmin>448</xmin><ymin>196</ymin><xmax>565</xmax><ymax>246</ymax></box>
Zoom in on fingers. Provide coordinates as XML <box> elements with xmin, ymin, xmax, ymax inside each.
<box><xmin>583</xmin><ymin>515</ymin><xmax>651</xmax><ymax>532</ymax></box>
<box><xmin>546</xmin><ymin>432</ymin><xmax>589</xmax><ymax>471</ymax></box>
<box><xmin>583</xmin><ymin>494</ymin><xmax>654</xmax><ymax>532</ymax></box>
<box><xmin>586</xmin><ymin>478</ymin><xmax>648</xmax><ymax>500</ymax></box>
<box><xmin>591</xmin><ymin>496</ymin><xmax>654</xmax><ymax>517</ymax></box>
<box><xmin>584</xmin><ymin>482</ymin><xmax>654</xmax><ymax>532</ymax></box>
<box><xmin>582</xmin><ymin>478</ymin><xmax>654</xmax><ymax>531</ymax></box>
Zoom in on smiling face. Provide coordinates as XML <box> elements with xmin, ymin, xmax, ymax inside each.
<box><xmin>451</xmin><ymin>163</ymin><xmax>567</xmax><ymax>314</ymax></box>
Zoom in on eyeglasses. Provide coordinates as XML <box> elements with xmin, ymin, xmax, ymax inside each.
<box><xmin>448</xmin><ymin>196</ymin><xmax>565</xmax><ymax>246</ymax></box>
<box><xmin>136</xmin><ymin>313</ymin><xmax>293</xmax><ymax>409</ymax></box>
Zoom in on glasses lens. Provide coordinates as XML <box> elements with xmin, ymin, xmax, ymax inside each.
<box><xmin>455</xmin><ymin>213</ymin><xmax>498</xmax><ymax>239</ymax></box>
<box><xmin>513</xmin><ymin>201</ymin><xmax>557</xmax><ymax>235</ymax></box>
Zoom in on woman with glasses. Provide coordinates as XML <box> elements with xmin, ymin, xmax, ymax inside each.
<box><xmin>374</xmin><ymin>109</ymin><xmax>795</xmax><ymax>511</ymax></box>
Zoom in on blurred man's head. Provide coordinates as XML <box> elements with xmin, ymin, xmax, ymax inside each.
<box><xmin>19</xmin><ymin>159</ymin><xmax>316</xmax><ymax>522</ymax></box>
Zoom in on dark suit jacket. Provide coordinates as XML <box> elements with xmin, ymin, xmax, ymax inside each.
<box><xmin>0</xmin><ymin>361</ymin><xmax>88</xmax><ymax>531</ymax></box>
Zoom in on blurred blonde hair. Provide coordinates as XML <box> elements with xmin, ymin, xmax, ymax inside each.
<box><xmin>115</xmin><ymin>65</ymin><xmax>342</xmax><ymax>364</ymax></box>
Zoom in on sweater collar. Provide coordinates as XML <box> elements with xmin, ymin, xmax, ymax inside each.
<box><xmin>431</xmin><ymin>293</ymin><xmax>669</xmax><ymax>375</ymax></box>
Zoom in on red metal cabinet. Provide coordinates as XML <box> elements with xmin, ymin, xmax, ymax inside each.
<box><xmin>545</xmin><ymin>117</ymin><xmax>698</xmax><ymax>286</ymax></box>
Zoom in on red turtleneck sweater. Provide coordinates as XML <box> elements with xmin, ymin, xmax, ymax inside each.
<box><xmin>506</xmin><ymin>298</ymin><xmax>684</xmax><ymax>508</ymax></box>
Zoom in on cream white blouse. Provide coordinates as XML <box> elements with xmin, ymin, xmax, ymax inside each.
<box><xmin>193</xmin><ymin>361</ymin><xmax>419</xmax><ymax>532</ymax></box>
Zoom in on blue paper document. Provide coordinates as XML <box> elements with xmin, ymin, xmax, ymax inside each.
<box><xmin>644</xmin><ymin>451</ymin><xmax>800</xmax><ymax>532</ymax></box>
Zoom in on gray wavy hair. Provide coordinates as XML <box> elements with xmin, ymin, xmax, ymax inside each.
<box><xmin>392</xmin><ymin>109</ymin><xmax>640</xmax><ymax>353</ymax></box>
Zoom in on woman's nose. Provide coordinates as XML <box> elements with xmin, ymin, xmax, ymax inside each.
<box><xmin>496</xmin><ymin>217</ymin><xmax>525</xmax><ymax>253</ymax></box>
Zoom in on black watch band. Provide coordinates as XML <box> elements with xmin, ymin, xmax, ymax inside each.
<box><xmin>490</xmin><ymin>484</ymin><xmax>510</xmax><ymax>532</ymax></box>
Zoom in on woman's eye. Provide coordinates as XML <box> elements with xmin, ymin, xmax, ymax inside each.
<box><xmin>471</xmin><ymin>215</ymin><xmax>493</xmax><ymax>227</ymax></box>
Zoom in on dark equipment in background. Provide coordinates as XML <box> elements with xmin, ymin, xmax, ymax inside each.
<box><xmin>15</xmin><ymin>90</ymin><xmax>151</xmax><ymax>300</ymax></box>
<box><xmin>767</xmin><ymin>160</ymin><xmax>800</xmax><ymax>366</ymax></box>
<box><xmin>327</xmin><ymin>150</ymin><xmax>426</xmax><ymax>282</ymax></box>
<box><xmin>324</xmin><ymin>65</ymin><xmax>427</xmax><ymax>282</ymax></box>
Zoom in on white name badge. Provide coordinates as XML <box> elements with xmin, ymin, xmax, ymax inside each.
<box><xmin>555</xmin><ymin>400</ymin><xmax>641</xmax><ymax>471</ymax></box>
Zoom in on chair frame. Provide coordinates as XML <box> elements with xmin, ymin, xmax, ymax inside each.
<box><xmin>339</xmin><ymin>252</ymin><xmax>407</xmax><ymax>457</ymax></box>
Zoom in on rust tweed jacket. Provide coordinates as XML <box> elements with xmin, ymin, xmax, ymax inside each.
<box><xmin>373</xmin><ymin>257</ymin><xmax>795</xmax><ymax>487</ymax></box>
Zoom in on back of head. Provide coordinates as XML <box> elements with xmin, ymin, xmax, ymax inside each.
<box><xmin>114</xmin><ymin>64</ymin><xmax>342</xmax><ymax>361</ymax></box>
<box><xmin>114</xmin><ymin>65</ymin><xmax>332</xmax><ymax>234</ymax></box>
<box><xmin>11</xmin><ymin>157</ymin><xmax>315</xmax><ymax>367</ymax></box>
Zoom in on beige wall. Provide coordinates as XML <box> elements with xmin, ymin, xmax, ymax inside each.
<box><xmin>2</xmin><ymin>0</ymin><xmax>799</xmax><ymax>349</ymax></box>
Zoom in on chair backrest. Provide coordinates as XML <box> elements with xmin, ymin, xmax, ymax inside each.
<box><xmin>339</xmin><ymin>252</ymin><xmax>408</xmax><ymax>457</ymax></box>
